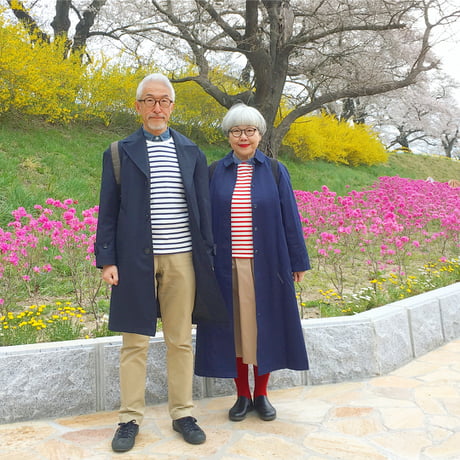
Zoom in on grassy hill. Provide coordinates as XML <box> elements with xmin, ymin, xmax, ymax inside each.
<box><xmin>1</xmin><ymin>113</ymin><xmax>460</xmax><ymax>227</ymax></box>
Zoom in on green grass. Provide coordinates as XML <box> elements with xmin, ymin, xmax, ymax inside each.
<box><xmin>0</xmin><ymin>114</ymin><xmax>119</xmax><ymax>221</ymax></box>
<box><xmin>2</xmin><ymin>112</ymin><xmax>459</xmax><ymax>226</ymax></box>
<box><xmin>281</xmin><ymin>151</ymin><xmax>460</xmax><ymax>196</ymax></box>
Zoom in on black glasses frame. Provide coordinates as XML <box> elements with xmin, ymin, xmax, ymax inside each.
<box><xmin>137</xmin><ymin>97</ymin><xmax>174</xmax><ymax>108</ymax></box>
<box><xmin>229</xmin><ymin>127</ymin><xmax>258</xmax><ymax>138</ymax></box>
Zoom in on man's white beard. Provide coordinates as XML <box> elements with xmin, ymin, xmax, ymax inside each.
<box><xmin>148</xmin><ymin>119</ymin><xmax>167</xmax><ymax>133</ymax></box>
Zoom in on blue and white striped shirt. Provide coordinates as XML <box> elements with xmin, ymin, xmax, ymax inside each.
<box><xmin>146</xmin><ymin>137</ymin><xmax>192</xmax><ymax>254</ymax></box>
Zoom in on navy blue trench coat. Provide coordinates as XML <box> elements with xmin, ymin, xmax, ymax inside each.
<box><xmin>95</xmin><ymin>127</ymin><xmax>227</xmax><ymax>336</ymax></box>
<box><xmin>195</xmin><ymin>150</ymin><xmax>310</xmax><ymax>377</ymax></box>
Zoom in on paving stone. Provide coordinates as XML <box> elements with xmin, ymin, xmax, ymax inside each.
<box><xmin>0</xmin><ymin>340</ymin><xmax>459</xmax><ymax>459</ymax></box>
<box><xmin>0</xmin><ymin>287</ymin><xmax>459</xmax><ymax>460</ymax></box>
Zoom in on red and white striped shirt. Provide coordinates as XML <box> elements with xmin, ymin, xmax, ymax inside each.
<box><xmin>231</xmin><ymin>162</ymin><xmax>254</xmax><ymax>258</ymax></box>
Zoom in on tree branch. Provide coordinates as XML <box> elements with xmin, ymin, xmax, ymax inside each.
<box><xmin>6</xmin><ymin>0</ymin><xmax>50</xmax><ymax>43</ymax></box>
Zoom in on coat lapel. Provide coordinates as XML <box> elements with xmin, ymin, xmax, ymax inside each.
<box><xmin>171</xmin><ymin>129</ymin><xmax>197</xmax><ymax>189</ymax></box>
<box><xmin>121</xmin><ymin>128</ymin><xmax>150</xmax><ymax>178</ymax></box>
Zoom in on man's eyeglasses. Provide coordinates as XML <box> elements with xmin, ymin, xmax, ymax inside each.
<box><xmin>137</xmin><ymin>97</ymin><xmax>173</xmax><ymax>108</ymax></box>
<box><xmin>229</xmin><ymin>127</ymin><xmax>258</xmax><ymax>138</ymax></box>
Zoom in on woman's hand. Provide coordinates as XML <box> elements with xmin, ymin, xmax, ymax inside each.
<box><xmin>293</xmin><ymin>271</ymin><xmax>306</xmax><ymax>283</ymax></box>
<box><xmin>102</xmin><ymin>265</ymin><xmax>119</xmax><ymax>286</ymax></box>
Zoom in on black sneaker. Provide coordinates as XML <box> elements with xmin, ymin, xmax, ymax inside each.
<box><xmin>111</xmin><ymin>420</ymin><xmax>139</xmax><ymax>452</ymax></box>
<box><xmin>172</xmin><ymin>416</ymin><xmax>206</xmax><ymax>444</ymax></box>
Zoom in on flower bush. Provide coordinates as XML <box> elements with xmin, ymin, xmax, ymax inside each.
<box><xmin>0</xmin><ymin>176</ymin><xmax>459</xmax><ymax>344</ymax></box>
<box><xmin>285</xmin><ymin>112</ymin><xmax>389</xmax><ymax>166</ymax></box>
<box><xmin>0</xmin><ymin>198</ymin><xmax>102</xmax><ymax>317</ymax></box>
<box><xmin>296</xmin><ymin>176</ymin><xmax>460</xmax><ymax>314</ymax></box>
<box><xmin>0</xmin><ymin>300</ymin><xmax>115</xmax><ymax>346</ymax></box>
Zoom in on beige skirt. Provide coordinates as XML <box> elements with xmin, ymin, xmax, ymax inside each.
<box><xmin>232</xmin><ymin>258</ymin><xmax>258</xmax><ymax>365</ymax></box>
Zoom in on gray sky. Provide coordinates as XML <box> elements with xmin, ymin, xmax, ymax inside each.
<box><xmin>433</xmin><ymin>19</ymin><xmax>460</xmax><ymax>103</ymax></box>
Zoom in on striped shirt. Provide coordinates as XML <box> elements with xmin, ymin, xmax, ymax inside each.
<box><xmin>231</xmin><ymin>162</ymin><xmax>254</xmax><ymax>258</ymax></box>
<box><xmin>147</xmin><ymin>138</ymin><xmax>192</xmax><ymax>254</ymax></box>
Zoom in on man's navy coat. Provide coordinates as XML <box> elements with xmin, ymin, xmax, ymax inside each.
<box><xmin>95</xmin><ymin>127</ymin><xmax>227</xmax><ymax>336</ymax></box>
<box><xmin>194</xmin><ymin>150</ymin><xmax>310</xmax><ymax>377</ymax></box>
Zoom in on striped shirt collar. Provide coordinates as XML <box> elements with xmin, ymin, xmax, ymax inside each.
<box><xmin>232</xmin><ymin>152</ymin><xmax>255</xmax><ymax>165</ymax></box>
<box><xmin>143</xmin><ymin>127</ymin><xmax>171</xmax><ymax>142</ymax></box>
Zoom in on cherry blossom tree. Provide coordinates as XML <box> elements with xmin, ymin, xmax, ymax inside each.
<box><xmin>359</xmin><ymin>75</ymin><xmax>460</xmax><ymax>155</ymax></box>
<box><xmin>107</xmin><ymin>0</ymin><xmax>460</xmax><ymax>156</ymax></box>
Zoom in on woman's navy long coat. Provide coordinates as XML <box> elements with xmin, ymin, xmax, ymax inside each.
<box><xmin>194</xmin><ymin>150</ymin><xmax>310</xmax><ymax>377</ymax></box>
<box><xmin>94</xmin><ymin>127</ymin><xmax>227</xmax><ymax>337</ymax></box>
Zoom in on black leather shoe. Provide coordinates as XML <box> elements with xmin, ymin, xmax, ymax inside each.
<box><xmin>111</xmin><ymin>420</ymin><xmax>139</xmax><ymax>452</ymax></box>
<box><xmin>172</xmin><ymin>416</ymin><xmax>206</xmax><ymax>444</ymax></box>
<box><xmin>229</xmin><ymin>396</ymin><xmax>254</xmax><ymax>421</ymax></box>
<box><xmin>254</xmin><ymin>395</ymin><xmax>276</xmax><ymax>421</ymax></box>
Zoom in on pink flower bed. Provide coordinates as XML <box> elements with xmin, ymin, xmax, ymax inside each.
<box><xmin>0</xmin><ymin>199</ymin><xmax>99</xmax><ymax>311</ymax></box>
<box><xmin>0</xmin><ymin>177</ymin><xmax>459</xmax><ymax>311</ymax></box>
<box><xmin>295</xmin><ymin>176</ymin><xmax>460</xmax><ymax>295</ymax></box>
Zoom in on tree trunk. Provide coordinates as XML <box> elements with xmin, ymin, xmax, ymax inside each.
<box><xmin>50</xmin><ymin>0</ymin><xmax>71</xmax><ymax>38</ymax></box>
<box><xmin>395</xmin><ymin>130</ymin><xmax>411</xmax><ymax>151</ymax></box>
<box><xmin>73</xmin><ymin>1</ymin><xmax>107</xmax><ymax>54</ymax></box>
<box><xmin>246</xmin><ymin>1</ymin><xmax>293</xmax><ymax>157</ymax></box>
<box><xmin>441</xmin><ymin>133</ymin><xmax>457</xmax><ymax>158</ymax></box>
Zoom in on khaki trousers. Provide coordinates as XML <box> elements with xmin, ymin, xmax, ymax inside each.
<box><xmin>232</xmin><ymin>258</ymin><xmax>258</xmax><ymax>365</ymax></box>
<box><xmin>119</xmin><ymin>251</ymin><xmax>195</xmax><ymax>424</ymax></box>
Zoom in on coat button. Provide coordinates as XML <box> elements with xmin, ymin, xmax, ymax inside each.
<box><xmin>144</xmin><ymin>248</ymin><xmax>151</xmax><ymax>255</ymax></box>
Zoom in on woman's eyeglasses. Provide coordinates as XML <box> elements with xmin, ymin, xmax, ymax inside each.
<box><xmin>229</xmin><ymin>127</ymin><xmax>258</xmax><ymax>138</ymax></box>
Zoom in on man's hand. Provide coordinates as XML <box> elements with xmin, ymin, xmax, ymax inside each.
<box><xmin>293</xmin><ymin>271</ymin><xmax>306</xmax><ymax>283</ymax></box>
<box><xmin>102</xmin><ymin>265</ymin><xmax>119</xmax><ymax>286</ymax></box>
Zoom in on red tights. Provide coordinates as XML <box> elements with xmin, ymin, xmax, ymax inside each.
<box><xmin>234</xmin><ymin>357</ymin><xmax>270</xmax><ymax>399</ymax></box>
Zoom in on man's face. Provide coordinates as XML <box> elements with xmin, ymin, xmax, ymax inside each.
<box><xmin>135</xmin><ymin>81</ymin><xmax>174</xmax><ymax>135</ymax></box>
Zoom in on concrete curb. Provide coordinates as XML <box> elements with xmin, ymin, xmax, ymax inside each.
<box><xmin>1</xmin><ymin>283</ymin><xmax>459</xmax><ymax>424</ymax></box>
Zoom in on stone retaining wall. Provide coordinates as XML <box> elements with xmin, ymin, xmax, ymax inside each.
<box><xmin>1</xmin><ymin>283</ymin><xmax>459</xmax><ymax>424</ymax></box>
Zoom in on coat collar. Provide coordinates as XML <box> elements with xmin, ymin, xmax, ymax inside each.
<box><xmin>119</xmin><ymin>127</ymin><xmax>197</xmax><ymax>181</ymax></box>
<box><xmin>222</xmin><ymin>149</ymin><xmax>268</xmax><ymax>168</ymax></box>
<box><xmin>142</xmin><ymin>127</ymin><xmax>171</xmax><ymax>142</ymax></box>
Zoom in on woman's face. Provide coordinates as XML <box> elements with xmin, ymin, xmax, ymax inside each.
<box><xmin>228</xmin><ymin>125</ymin><xmax>262</xmax><ymax>160</ymax></box>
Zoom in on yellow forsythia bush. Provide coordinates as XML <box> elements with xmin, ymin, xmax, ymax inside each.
<box><xmin>285</xmin><ymin>112</ymin><xmax>389</xmax><ymax>166</ymax></box>
<box><xmin>0</xmin><ymin>14</ymin><xmax>83</xmax><ymax>122</ymax></box>
<box><xmin>0</xmin><ymin>10</ymin><xmax>143</xmax><ymax>124</ymax></box>
<box><xmin>0</xmin><ymin>10</ymin><xmax>230</xmax><ymax>130</ymax></box>
<box><xmin>77</xmin><ymin>56</ymin><xmax>148</xmax><ymax>125</ymax></box>
<box><xmin>173</xmin><ymin>80</ymin><xmax>225</xmax><ymax>143</ymax></box>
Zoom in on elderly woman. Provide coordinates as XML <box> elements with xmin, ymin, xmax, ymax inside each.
<box><xmin>195</xmin><ymin>103</ymin><xmax>310</xmax><ymax>422</ymax></box>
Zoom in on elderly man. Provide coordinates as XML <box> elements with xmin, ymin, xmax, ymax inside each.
<box><xmin>95</xmin><ymin>73</ymin><xmax>226</xmax><ymax>452</ymax></box>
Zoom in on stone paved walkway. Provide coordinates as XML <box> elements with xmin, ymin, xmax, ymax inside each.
<box><xmin>1</xmin><ymin>339</ymin><xmax>459</xmax><ymax>460</ymax></box>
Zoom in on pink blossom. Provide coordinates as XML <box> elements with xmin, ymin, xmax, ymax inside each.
<box><xmin>295</xmin><ymin>176</ymin><xmax>460</xmax><ymax>294</ymax></box>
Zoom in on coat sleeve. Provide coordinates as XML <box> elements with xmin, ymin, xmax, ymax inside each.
<box><xmin>94</xmin><ymin>146</ymin><xmax>121</xmax><ymax>269</ymax></box>
<box><xmin>194</xmin><ymin>149</ymin><xmax>215</xmax><ymax>258</ymax></box>
<box><xmin>277</xmin><ymin>163</ymin><xmax>311</xmax><ymax>272</ymax></box>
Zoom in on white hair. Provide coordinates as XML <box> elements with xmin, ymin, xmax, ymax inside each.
<box><xmin>221</xmin><ymin>103</ymin><xmax>267</xmax><ymax>135</ymax></box>
<box><xmin>136</xmin><ymin>73</ymin><xmax>175</xmax><ymax>101</ymax></box>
